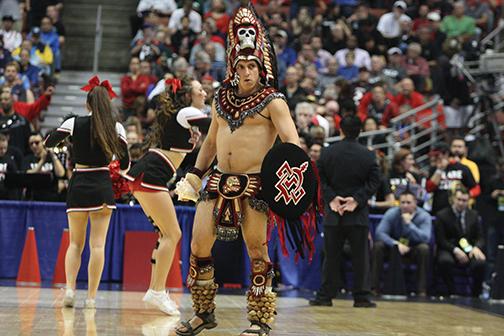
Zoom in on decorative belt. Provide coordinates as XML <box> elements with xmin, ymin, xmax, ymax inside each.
<box><xmin>205</xmin><ymin>171</ymin><xmax>262</xmax><ymax>241</ymax></box>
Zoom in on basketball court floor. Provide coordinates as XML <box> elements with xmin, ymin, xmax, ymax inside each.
<box><xmin>1</xmin><ymin>286</ymin><xmax>504</xmax><ymax>335</ymax></box>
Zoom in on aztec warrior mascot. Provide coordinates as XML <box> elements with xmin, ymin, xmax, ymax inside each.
<box><xmin>174</xmin><ymin>2</ymin><xmax>321</xmax><ymax>336</ymax></box>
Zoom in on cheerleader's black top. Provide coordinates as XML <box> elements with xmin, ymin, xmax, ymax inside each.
<box><xmin>44</xmin><ymin>115</ymin><xmax>130</xmax><ymax>170</ymax></box>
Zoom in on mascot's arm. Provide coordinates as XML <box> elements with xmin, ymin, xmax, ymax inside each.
<box><xmin>269</xmin><ymin>98</ymin><xmax>300</xmax><ymax>146</ymax></box>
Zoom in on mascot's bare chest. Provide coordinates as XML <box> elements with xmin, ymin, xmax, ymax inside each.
<box><xmin>215</xmin><ymin>87</ymin><xmax>285</xmax><ymax>132</ymax></box>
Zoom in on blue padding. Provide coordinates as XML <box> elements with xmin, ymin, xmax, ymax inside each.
<box><xmin>0</xmin><ymin>201</ymin><xmax>387</xmax><ymax>289</ymax></box>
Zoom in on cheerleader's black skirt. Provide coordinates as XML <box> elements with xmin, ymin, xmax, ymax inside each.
<box><xmin>66</xmin><ymin>167</ymin><xmax>116</xmax><ymax>213</ymax></box>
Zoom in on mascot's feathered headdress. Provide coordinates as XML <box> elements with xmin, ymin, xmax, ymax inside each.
<box><xmin>224</xmin><ymin>2</ymin><xmax>279</xmax><ymax>89</ymax></box>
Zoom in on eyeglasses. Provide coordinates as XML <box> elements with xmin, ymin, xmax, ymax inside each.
<box><xmin>29</xmin><ymin>141</ymin><xmax>41</xmax><ymax>146</ymax></box>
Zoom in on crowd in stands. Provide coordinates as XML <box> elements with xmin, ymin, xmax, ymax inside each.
<box><xmin>1</xmin><ymin>0</ymin><xmax>504</xmax><ymax>297</ymax></box>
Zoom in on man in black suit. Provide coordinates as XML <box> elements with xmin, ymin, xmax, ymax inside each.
<box><xmin>436</xmin><ymin>187</ymin><xmax>486</xmax><ymax>297</ymax></box>
<box><xmin>309</xmin><ymin>115</ymin><xmax>380</xmax><ymax>307</ymax></box>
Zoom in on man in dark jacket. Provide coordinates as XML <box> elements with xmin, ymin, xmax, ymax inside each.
<box><xmin>435</xmin><ymin>187</ymin><xmax>486</xmax><ymax>297</ymax></box>
<box><xmin>309</xmin><ymin>115</ymin><xmax>380</xmax><ymax>307</ymax></box>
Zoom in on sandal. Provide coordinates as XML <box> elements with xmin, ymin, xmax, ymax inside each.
<box><xmin>240</xmin><ymin>321</ymin><xmax>271</xmax><ymax>336</ymax></box>
<box><xmin>175</xmin><ymin>313</ymin><xmax>217</xmax><ymax>336</ymax></box>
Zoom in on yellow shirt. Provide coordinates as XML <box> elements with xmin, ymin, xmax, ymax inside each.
<box><xmin>461</xmin><ymin>157</ymin><xmax>480</xmax><ymax>183</ymax></box>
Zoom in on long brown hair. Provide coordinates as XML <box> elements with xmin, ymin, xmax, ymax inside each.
<box><xmin>87</xmin><ymin>86</ymin><xmax>123</xmax><ymax>160</ymax></box>
<box><xmin>392</xmin><ymin>148</ymin><xmax>412</xmax><ymax>174</ymax></box>
<box><xmin>149</xmin><ymin>76</ymin><xmax>193</xmax><ymax>147</ymax></box>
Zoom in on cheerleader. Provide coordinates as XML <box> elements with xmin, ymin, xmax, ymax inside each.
<box><xmin>125</xmin><ymin>76</ymin><xmax>208</xmax><ymax>315</ymax></box>
<box><xmin>44</xmin><ymin>76</ymin><xmax>130</xmax><ymax>308</ymax></box>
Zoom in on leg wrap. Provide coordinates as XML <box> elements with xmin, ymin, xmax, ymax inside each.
<box><xmin>249</xmin><ymin>259</ymin><xmax>274</xmax><ymax>297</ymax></box>
<box><xmin>247</xmin><ymin>291</ymin><xmax>277</xmax><ymax>325</ymax></box>
<box><xmin>190</xmin><ymin>282</ymin><xmax>219</xmax><ymax>316</ymax></box>
<box><xmin>187</xmin><ymin>255</ymin><xmax>215</xmax><ymax>288</ymax></box>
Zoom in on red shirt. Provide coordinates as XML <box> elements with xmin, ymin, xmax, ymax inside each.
<box><xmin>204</xmin><ymin>12</ymin><xmax>230</xmax><ymax>35</ymax></box>
<box><xmin>13</xmin><ymin>94</ymin><xmax>51</xmax><ymax>122</ymax></box>
<box><xmin>358</xmin><ymin>91</ymin><xmax>397</xmax><ymax>125</ymax></box>
<box><xmin>393</xmin><ymin>91</ymin><xmax>445</xmax><ymax>128</ymax></box>
<box><xmin>120</xmin><ymin>74</ymin><xmax>157</xmax><ymax>108</ymax></box>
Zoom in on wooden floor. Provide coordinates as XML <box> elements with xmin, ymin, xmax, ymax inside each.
<box><xmin>1</xmin><ymin>287</ymin><xmax>503</xmax><ymax>335</ymax></box>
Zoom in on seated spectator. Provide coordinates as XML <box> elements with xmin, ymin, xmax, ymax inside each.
<box><xmin>465</xmin><ymin>0</ymin><xmax>493</xmax><ymax>35</ymax></box>
<box><xmin>295</xmin><ymin>102</ymin><xmax>315</xmax><ymax>134</ymax></box>
<box><xmin>190</xmin><ymin>30</ymin><xmax>225</xmax><ymax>66</ymax></box>
<box><xmin>359</xmin><ymin>117</ymin><xmax>387</xmax><ymax>147</ymax></box>
<box><xmin>192</xmin><ymin>50</ymin><xmax>211</xmax><ymax>81</ymax></box>
<box><xmin>40</xmin><ymin>16</ymin><xmax>60</xmax><ymax>73</ymax></box>
<box><xmin>131</xmin><ymin>24</ymin><xmax>161</xmax><ymax>63</ymax></box>
<box><xmin>203</xmin><ymin>42</ymin><xmax>225</xmax><ymax>82</ymax></box>
<box><xmin>426</xmin><ymin>142</ymin><xmax>480</xmax><ymax>214</ymax></box>
<box><xmin>168</xmin><ymin>0</ymin><xmax>202</xmax><ymax>34</ymax></box>
<box><xmin>120</xmin><ymin>57</ymin><xmax>156</xmax><ymax>118</ymax></box>
<box><xmin>337</xmin><ymin>51</ymin><xmax>359</xmax><ymax>81</ymax></box>
<box><xmin>0</xmin><ymin>61</ymin><xmax>32</xmax><ymax>102</ymax></box>
<box><xmin>280</xmin><ymin>66</ymin><xmax>307</xmax><ymax>111</ymax></box>
<box><xmin>417</xmin><ymin>26</ymin><xmax>443</xmax><ymax>66</ymax></box>
<box><xmin>348</xmin><ymin>2</ymin><xmax>380</xmax><ymax>49</ymax></box>
<box><xmin>203</xmin><ymin>0</ymin><xmax>230</xmax><ymax>35</ymax></box>
<box><xmin>412</xmin><ymin>4</ymin><xmax>430</xmax><ymax>33</ymax></box>
<box><xmin>172</xmin><ymin>15</ymin><xmax>197</xmax><ymax>59</ymax></box>
<box><xmin>46</xmin><ymin>5</ymin><xmax>65</xmax><ymax>47</ymax></box>
<box><xmin>309</xmin><ymin>142</ymin><xmax>322</xmax><ymax>162</ymax></box>
<box><xmin>323</xmin><ymin>23</ymin><xmax>348</xmax><ymax>55</ymax></box>
<box><xmin>368</xmin><ymin>55</ymin><xmax>387</xmax><ymax>86</ymax></box>
<box><xmin>389</xmin><ymin>148</ymin><xmax>425</xmax><ymax>200</ymax></box>
<box><xmin>393</xmin><ymin>78</ymin><xmax>434</xmax><ymax>128</ymax></box>
<box><xmin>335</xmin><ymin>35</ymin><xmax>371</xmax><ymax>70</ymax></box>
<box><xmin>200</xmin><ymin>16</ymin><xmax>225</xmax><ymax>46</ymax></box>
<box><xmin>311</xmin><ymin>35</ymin><xmax>333</xmax><ymax>73</ymax></box>
<box><xmin>358</xmin><ymin>84</ymin><xmax>399</xmax><ymax>126</ymax></box>
<box><xmin>372</xmin><ymin>190</ymin><xmax>432</xmax><ymax>296</ymax></box>
<box><xmin>297</xmin><ymin>42</ymin><xmax>322</xmax><ymax>70</ymax></box>
<box><xmin>0</xmin><ymin>15</ymin><xmax>21</xmax><ymax>52</ymax></box>
<box><xmin>28</xmin><ymin>27</ymin><xmax>54</xmax><ymax>75</ymax></box>
<box><xmin>22</xmin><ymin>132</ymin><xmax>65</xmax><ymax>201</ymax></box>
<box><xmin>135</xmin><ymin>0</ymin><xmax>177</xmax><ymax>21</ymax></box>
<box><xmin>451</xmin><ymin>137</ymin><xmax>479</xmax><ymax>184</ymax></box>
<box><xmin>274</xmin><ymin>29</ymin><xmax>297</xmax><ymax>67</ymax></box>
<box><xmin>440</xmin><ymin>1</ymin><xmax>476</xmax><ymax>42</ymax></box>
<box><xmin>377</xmin><ymin>1</ymin><xmax>411</xmax><ymax>47</ymax></box>
<box><xmin>383</xmin><ymin>47</ymin><xmax>406</xmax><ymax>87</ymax></box>
<box><xmin>309</xmin><ymin>125</ymin><xmax>326</xmax><ymax>146</ymax></box>
<box><xmin>0</xmin><ymin>39</ymin><xmax>12</xmax><ymax>75</ymax></box>
<box><xmin>436</xmin><ymin>187</ymin><xmax>486</xmax><ymax>297</ymax></box>
<box><xmin>0</xmin><ymin>132</ymin><xmax>18</xmax><ymax>199</ymax></box>
<box><xmin>319</xmin><ymin>57</ymin><xmax>341</xmax><ymax>91</ymax></box>
<box><xmin>18</xmin><ymin>48</ymin><xmax>42</xmax><ymax>90</ymax></box>
<box><xmin>401</xmin><ymin>43</ymin><xmax>430</xmax><ymax>92</ymax></box>
<box><xmin>0</xmin><ymin>86</ymin><xmax>53</xmax><ymax>154</ymax></box>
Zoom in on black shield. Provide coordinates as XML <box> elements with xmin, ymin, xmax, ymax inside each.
<box><xmin>261</xmin><ymin>142</ymin><xmax>316</xmax><ymax>219</ymax></box>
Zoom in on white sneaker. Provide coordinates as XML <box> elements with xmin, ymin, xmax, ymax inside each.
<box><xmin>63</xmin><ymin>288</ymin><xmax>75</xmax><ymax>308</ymax></box>
<box><xmin>142</xmin><ymin>289</ymin><xmax>180</xmax><ymax>315</ymax></box>
<box><xmin>84</xmin><ymin>298</ymin><xmax>96</xmax><ymax>309</ymax></box>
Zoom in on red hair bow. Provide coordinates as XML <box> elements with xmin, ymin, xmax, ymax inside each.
<box><xmin>165</xmin><ymin>78</ymin><xmax>182</xmax><ymax>94</ymax></box>
<box><xmin>81</xmin><ymin>75</ymin><xmax>118</xmax><ymax>99</ymax></box>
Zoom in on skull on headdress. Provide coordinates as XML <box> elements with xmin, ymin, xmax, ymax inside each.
<box><xmin>237</xmin><ymin>26</ymin><xmax>257</xmax><ymax>50</ymax></box>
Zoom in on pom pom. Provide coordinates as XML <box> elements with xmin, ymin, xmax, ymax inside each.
<box><xmin>109</xmin><ymin>160</ymin><xmax>130</xmax><ymax>199</ymax></box>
